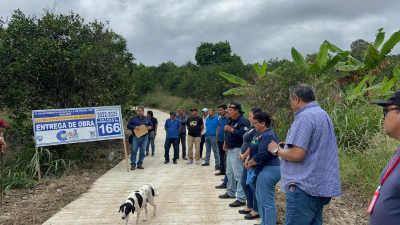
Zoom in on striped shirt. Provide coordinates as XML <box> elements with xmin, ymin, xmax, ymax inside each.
<box><xmin>280</xmin><ymin>101</ymin><xmax>341</xmax><ymax>197</ymax></box>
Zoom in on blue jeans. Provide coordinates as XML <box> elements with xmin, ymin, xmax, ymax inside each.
<box><xmin>223</xmin><ymin>175</ymin><xmax>228</xmax><ymax>185</ymax></box>
<box><xmin>256</xmin><ymin>166</ymin><xmax>281</xmax><ymax>225</ymax></box>
<box><xmin>226</xmin><ymin>147</ymin><xmax>246</xmax><ymax>202</ymax></box>
<box><xmin>205</xmin><ymin>135</ymin><xmax>220</xmax><ymax>166</ymax></box>
<box><xmin>284</xmin><ymin>185</ymin><xmax>331</xmax><ymax>225</ymax></box>
<box><xmin>241</xmin><ymin>167</ymin><xmax>258</xmax><ymax>212</ymax></box>
<box><xmin>146</xmin><ymin>136</ymin><xmax>155</xmax><ymax>154</ymax></box>
<box><xmin>131</xmin><ymin>135</ymin><xmax>148</xmax><ymax>167</ymax></box>
<box><xmin>164</xmin><ymin>138</ymin><xmax>179</xmax><ymax>162</ymax></box>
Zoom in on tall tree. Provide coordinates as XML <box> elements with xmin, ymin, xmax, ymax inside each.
<box><xmin>350</xmin><ymin>39</ymin><xmax>371</xmax><ymax>61</ymax></box>
<box><xmin>195</xmin><ymin>41</ymin><xmax>242</xmax><ymax>66</ymax></box>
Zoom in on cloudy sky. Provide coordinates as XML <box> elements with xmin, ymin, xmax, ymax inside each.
<box><xmin>1</xmin><ymin>0</ymin><xmax>400</xmax><ymax>66</ymax></box>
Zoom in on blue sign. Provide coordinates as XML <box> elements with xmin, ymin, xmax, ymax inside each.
<box><xmin>32</xmin><ymin>106</ymin><xmax>125</xmax><ymax>147</ymax></box>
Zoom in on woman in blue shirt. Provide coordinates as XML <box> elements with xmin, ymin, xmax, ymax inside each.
<box><xmin>238</xmin><ymin>108</ymin><xmax>262</xmax><ymax>220</ymax></box>
<box><xmin>245</xmin><ymin>111</ymin><xmax>281</xmax><ymax>225</ymax></box>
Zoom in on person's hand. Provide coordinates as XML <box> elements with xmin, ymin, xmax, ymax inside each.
<box><xmin>279</xmin><ymin>142</ymin><xmax>286</xmax><ymax>148</ymax></box>
<box><xmin>147</xmin><ymin>126</ymin><xmax>152</xmax><ymax>130</ymax></box>
<box><xmin>268</xmin><ymin>141</ymin><xmax>279</xmax><ymax>154</ymax></box>
<box><xmin>154</xmin><ymin>131</ymin><xmax>157</xmax><ymax>136</ymax></box>
<box><xmin>224</xmin><ymin>125</ymin><xmax>233</xmax><ymax>132</ymax></box>
<box><xmin>135</xmin><ymin>126</ymin><xmax>140</xmax><ymax>130</ymax></box>
<box><xmin>244</xmin><ymin>157</ymin><xmax>250</xmax><ymax>170</ymax></box>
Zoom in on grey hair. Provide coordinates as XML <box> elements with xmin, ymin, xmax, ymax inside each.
<box><xmin>289</xmin><ymin>84</ymin><xmax>315</xmax><ymax>103</ymax></box>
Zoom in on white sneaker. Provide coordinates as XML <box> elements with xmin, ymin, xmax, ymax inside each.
<box><xmin>187</xmin><ymin>160</ymin><xmax>193</xmax><ymax>164</ymax></box>
<box><xmin>196</xmin><ymin>160</ymin><xmax>200</xmax><ymax>165</ymax></box>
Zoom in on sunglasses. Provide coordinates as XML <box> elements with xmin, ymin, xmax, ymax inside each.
<box><xmin>383</xmin><ymin>107</ymin><xmax>400</xmax><ymax>117</ymax></box>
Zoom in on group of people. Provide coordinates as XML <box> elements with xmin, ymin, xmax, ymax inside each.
<box><xmin>125</xmin><ymin>83</ymin><xmax>400</xmax><ymax>225</ymax></box>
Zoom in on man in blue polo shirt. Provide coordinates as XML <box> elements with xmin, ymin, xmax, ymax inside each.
<box><xmin>219</xmin><ymin>102</ymin><xmax>250</xmax><ymax>208</ymax></box>
<box><xmin>127</xmin><ymin>107</ymin><xmax>153</xmax><ymax>170</ymax></box>
<box><xmin>164</xmin><ymin>111</ymin><xmax>182</xmax><ymax>164</ymax></box>
<box><xmin>202</xmin><ymin>107</ymin><xmax>220</xmax><ymax>169</ymax></box>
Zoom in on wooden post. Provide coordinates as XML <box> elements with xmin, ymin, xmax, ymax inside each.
<box><xmin>36</xmin><ymin>146</ymin><xmax>41</xmax><ymax>182</ymax></box>
<box><xmin>123</xmin><ymin>138</ymin><xmax>129</xmax><ymax>172</ymax></box>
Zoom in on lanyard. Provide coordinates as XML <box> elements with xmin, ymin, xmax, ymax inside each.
<box><xmin>379</xmin><ymin>148</ymin><xmax>400</xmax><ymax>190</ymax></box>
<box><xmin>367</xmin><ymin>148</ymin><xmax>400</xmax><ymax>214</ymax></box>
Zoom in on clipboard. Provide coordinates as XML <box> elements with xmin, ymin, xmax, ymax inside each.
<box><xmin>134</xmin><ymin>125</ymin><xmax>148</xmax><ymax>138</ymax></box>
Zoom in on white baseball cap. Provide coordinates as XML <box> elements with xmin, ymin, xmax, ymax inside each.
<box><xmin>202</xmin><ymin>108</ymin><xmax>208</xmax><ymax>112</ymax></box>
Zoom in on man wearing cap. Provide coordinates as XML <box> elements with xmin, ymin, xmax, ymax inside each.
<box><xmin>268</xmin><ymin>84</ymin><xmax>340</xmax><ymax>225</ymax></box>
<box><xmin>369</xmin><ymin>90</ymin><xmax>400</xmax><ymax>225</ymax></box>
<box><xmin>202</xmin><ymin>107</ymin><xmax>220</xmax><ymax>169</ymax></box>
<box><xmin>219</xmin><ymin>102</ymin><xmax>250</xmax><ymax>207</ymax></box>
<box><xmin>200</xmin><ymin>108</ymin><xmax>208</xmax><ymax>159</ymax></box>
<box><xmin>186</xmin><ymin>108</ymin><xmax>204</xmax><ymax>165</ymax></box>
<box><xmin>0</xmin><ymin>119</ymin><xmax>9</xmax><ymax>152</ymax></box>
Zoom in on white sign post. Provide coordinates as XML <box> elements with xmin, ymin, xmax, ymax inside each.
<box><xmin>32</xmin><ymin>106</ymin><xmax>130</xmax><ymax>180</ymax></box>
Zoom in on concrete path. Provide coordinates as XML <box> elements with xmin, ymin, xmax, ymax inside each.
<box><xmin>44</xmin><ymin>109</ymin><xmax>261</xmax><ymax>225</ymax></box>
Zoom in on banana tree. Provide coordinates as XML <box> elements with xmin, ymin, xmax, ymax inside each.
<box><xmin>219</xmin><ymin>60</ymin><xmax>280</xmax><ymax>96</ymax></box>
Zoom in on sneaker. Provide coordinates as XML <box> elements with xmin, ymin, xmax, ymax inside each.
<box><xmin>215</xmin><ymin>183</ymin><xmax>227</xmax><ymax>189</ymax></box>
<box><xmin>229</xmin><ymin>200</ymin><xmax>246</xmax><ymax>207</ymax></box>
<box><xmin>187</xmin><ymin>160</ymin><xmax>193</xmax><ymax>164</ymax></box>
<box><xmin>196</xmin><ymin>160</ymin><xmax>200</xmax><ymax>165</ymax></box>
<box><xmin>219</xmin><ymin>192</ymin><xmax>235</xmax><ymax>199</ymax></box>
<box><xmin>201</xmin><ymin>163</ymin><xmax>209</xmax><ymax>166</ymax></box>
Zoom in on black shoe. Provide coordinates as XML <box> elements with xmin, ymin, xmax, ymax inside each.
<box><xmin>215</xmin><ymin>165</ymin><xmax>221</xmax><ymax>170</ymax></box>
<box><xmin>146</xmin><ymin>152</ymin><xmax>149</xmax><ymax>156</ymax></box>
<box><xmin>238</xmin><ymin>209</ymin><xmax>252</xmax><ymax>214</ymax></box>
<box><xmin>229</xmin><ymin>200</ymin><xmax>246</xmax><ymax>207</ymax></box>
<box><xmin>164</xmin><ymin>161</ymin><xmax>169</xmax><ymax>164</ymax></box>
<box><xmin>244</xmin><ymin>213</ymin><xmax>260</xmax><ymax>220</ymax></box>
<box><xmin>215</xmin><ymin>171</ymin><xmax>225</xmax><ymax>176</ymax></box>
<box><xmin>215</xmin><ymin>183</ymin><xmax>227</xmax><ymax>189</ymax></box>
<box><xmin>201</xmin><ymin>163</ymin><xmax>209</xmax><ymax>166</ymax></box>
<box><xmin>173</xmin><ymin>161</ymin><xmax>177</xmax><ymax>164</ymax></box>
<box><xmin>151</xmin><ymin>153</ymin><xmax>154</xmax><ymax>157</ymax></box>
<box><xmin>219</xmin><ymin>192</ymin><xmax>235</xmax><ymax>199</ymax></box>
<box><xmin>182</xmin><ymin>156</ymin><xmax>187</xmax><ymax>160</ymax></box>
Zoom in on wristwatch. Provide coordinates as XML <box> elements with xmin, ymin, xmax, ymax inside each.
<box><xmin>273</xmin><ymin>148</ymin><xmax>280</xmax><ymax>156</ymax></box>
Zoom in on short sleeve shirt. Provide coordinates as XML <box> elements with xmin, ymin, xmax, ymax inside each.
<box><xmin>187</xmin><ymin>116</ymin><xmax>203</xmax><ymax>137</ymax></box>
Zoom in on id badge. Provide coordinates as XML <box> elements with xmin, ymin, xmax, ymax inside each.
<box><xmin>367</xmin><ymin>191</ymin><xmax>380</xmax><ymax>214</ymax></box>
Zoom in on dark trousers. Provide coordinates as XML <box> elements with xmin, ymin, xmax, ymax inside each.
<box><xmin>218</xmin><ymin>141</ymin><xmax>226</xmax><ymax>174</ymax></box>
<box><xmin>164</xmin><ymin>138</ymin><xmax>179</xmax><ymax>162</ymax></box>
<box><xmin>200</xmin><ymin>134</ymin><xmax>205</xmax><ymax>157</ymax></box>
<box><xmin>179</xmin><ymin>133</ymin><xmax>187</xmax><ymax>157</ymax></box>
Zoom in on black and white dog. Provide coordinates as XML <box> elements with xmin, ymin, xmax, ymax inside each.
<box><xmin>119</xmin><ymin>184</ymin><xmax>157</xmax><ymax>225</ymax></box>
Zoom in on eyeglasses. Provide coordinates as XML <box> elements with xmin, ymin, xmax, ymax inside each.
<box><xmin>253</xmin><ymin>121</ymin><xmax>261</xmax><ymax>125</ymax></box>
<box><xmin>383</xmin><ymin>107</ymin><xmax>400</xmax><ymax>117</ymax></box>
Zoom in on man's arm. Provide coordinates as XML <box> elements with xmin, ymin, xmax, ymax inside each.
<box><xmin>268</xmin><ymin>141</ymin><xmax>306</xmax><ymax>161</ymax></box>
<box><xmin>0</xmin><ymin>132</ymin><xmax>6</xmax><ymax>151</ymax></box>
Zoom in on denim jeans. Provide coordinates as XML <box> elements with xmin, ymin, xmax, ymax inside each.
<box><xmin>179</xmin><ymin>133</ymin><xmax>186</xmax><ymax>158</ymax></box>
<box><xmin>146</xmin><ymin>136</ymin><xmax>155</xmax><ymax>154</ymax></box>
<box><xmin>131</xmin><ymin>135</ymin><xmax>148</xmax><ymax>167</ymax></box>
<box><xmin>241</xmin><ymin>167</ymin><xmax>258</xmax><ymax>212</ymax></box>
<box><xmin>218</xmin><ymin>141</ymin><xmax>226</xmax><ymax>173</ymax></box>
<box><xmin>205</xmin><ymin>135</ymin><xmax>220</xmax><ymax>166</ymax></box>
<box><xmin>226</xmin><ymin>147</ymin><xmax>246</xmax><ymax>202</ymax></box>
<box><xmin>256</xmin><ymin>166</ymin><xmax>281</xmax><ymax>225</ymax></box>
<box><xmin>164</xmin><ymin>138</ymin><xmax>179</xmax><ymax>162</ymax></box>
<box><xmin>284</xmin><ymin>185</ymin><xmax>331</xmax><ymax>225</ymax></box>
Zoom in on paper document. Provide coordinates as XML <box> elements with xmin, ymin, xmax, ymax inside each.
<box><xmin>134</xmin><ymin>125</ymin><xmax>148</xmax><ymax>138</ymax></box>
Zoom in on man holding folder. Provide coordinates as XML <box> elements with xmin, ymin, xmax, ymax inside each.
<box><xmin>127</xmin><ymin>107</ymin><xmax>153</xmax><ymax>170</ymax></box>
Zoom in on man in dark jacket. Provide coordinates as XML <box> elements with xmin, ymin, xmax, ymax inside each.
<box><xmin>127</xmin><ymin>107</ymin><xmax>153</xmax><ymax>170</ymax></box>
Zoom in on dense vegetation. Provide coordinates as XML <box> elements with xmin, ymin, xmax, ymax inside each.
<box><xmin>1</xmin><ymin>9</ymin><xmax>400</xmax><ymax>200</ymax></box>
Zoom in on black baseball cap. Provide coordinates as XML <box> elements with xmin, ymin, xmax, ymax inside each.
<box><xmin>228</xmin><ymin>102</ymin><xmax>244</xmax><ymax>113</ymax></box>
<box><xmin>371</xmin><ymin>90</ymin><xmax>400</xmax><ymax>107</ymax></box>
<box><xmin>190</xmin><ymin>108</ymin><xmax>198</xmax><ymax>111</ymax></box>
